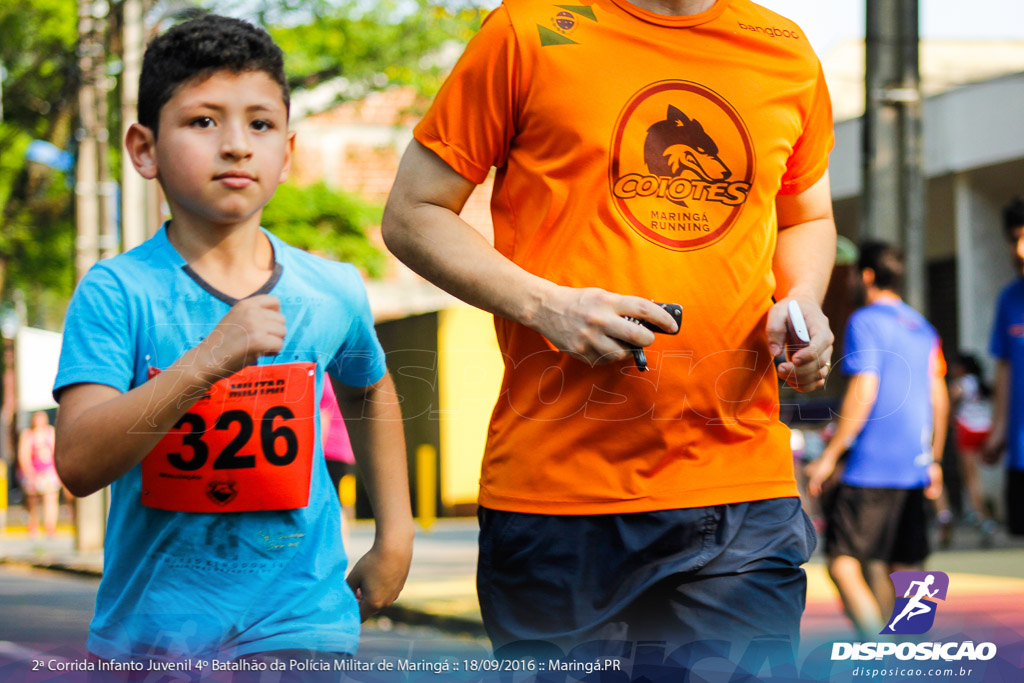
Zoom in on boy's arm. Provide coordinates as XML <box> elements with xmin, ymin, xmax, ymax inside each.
<box><xmin>55</xmin><ymin>295</ymin><xmax>286</xmax><ymax>496</ymax></box>
<box><xmin>334</xmin><ymin>371</ymin><xmax>413</xmax><ymax>621</ymax></box>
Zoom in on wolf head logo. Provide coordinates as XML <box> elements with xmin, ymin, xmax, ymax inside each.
<box><xmin>644</xmin><ymin>105</ymin><xmax>731</xmax><ymax>206</ymax></box>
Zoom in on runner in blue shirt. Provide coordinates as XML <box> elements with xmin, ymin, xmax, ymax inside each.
<box><xmin>983</xmin><ymin>197</ymin><xmax>1024</xmax><ymax>536</ymax></box>
<box><xmin>53</xmin><ymin>15</ymin><xmax>413</xmax><ymax>668</ymax></box>
<box><xmin>806</xmin><ymin>242</ymin><xmax>948</xmax><ymax>639</ymax></box>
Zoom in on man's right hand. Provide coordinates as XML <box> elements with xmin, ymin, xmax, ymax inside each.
<box><xmin>530</xmin><ymin>286</ymin><xmax>679</xmax><ymax>365</ymax></box>
<box><xmin>197</xmin><ymin>295</ymin><xmax>287</xmax><ymax>379</ymax></box>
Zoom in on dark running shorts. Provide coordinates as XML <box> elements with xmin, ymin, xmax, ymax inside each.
<box><xmin>1008</xmin><ymin>469</ymin><xmax>1024</xmax><ymax>536</ymax></box>
<box><xmin>477</xmin><ymin>497</ymin><xmax>816</xmax><ymax>656</ymax></box>
<box><xmin>824</xmin><ymin>484</ymin><xmax>930</xmax><ymax>564</ymax></box>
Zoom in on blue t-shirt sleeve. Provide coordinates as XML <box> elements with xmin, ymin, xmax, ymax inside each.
<box><xmin>54</xmin><ymin>264</ymin><xmax>134</xmax><ymax>400</ymax></box>
<box><xmin>842</xmin><ymin>312</ymin><xmax>882</xmax><ymax>377</ymax></box>
<box><xmin>990</xmin><ymin>288</ymin><xmax>1010</xmax><ymax>360</ymax></box>
<box><xmin>326</xmin><ymin>265</ymin><xmax>387</xmax><ymax>387</ymax></box>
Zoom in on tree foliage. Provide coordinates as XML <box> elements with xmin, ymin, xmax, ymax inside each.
<box><xmin>0</xmin><ymin>0</ymin><xmax>79</xmax><ymax>328</ymax></box>
<box><xmin>261</xmin><ymin>182</ymin><xmax>385</xmax><ymax>278</ymax></box>
<box><xmin>266</xmin><ymin>1</ymin><xmax>485</xmax><ymax>100</ymax></box>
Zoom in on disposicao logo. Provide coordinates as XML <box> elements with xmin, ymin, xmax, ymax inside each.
<box><xmin>882</xmin><ymin>571</ymin><xmax>949</xmax><ymax>635</ymax></box>
<box><xmin>831</xmin><ymin>570</ymin><xmax>998</xmax><ymax>663</ymax></box>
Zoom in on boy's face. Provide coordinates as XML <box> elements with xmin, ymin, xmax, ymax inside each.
<box><xmin>129</xmin><ymin>70</ymin><xmax>293</xmax><ymax>228</ymax></box>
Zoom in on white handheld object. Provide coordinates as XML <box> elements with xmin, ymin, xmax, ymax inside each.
<box><xmin>787</xmin><ymin>300</ymin><xmax>810</xmax><ymax>344</ymax></box>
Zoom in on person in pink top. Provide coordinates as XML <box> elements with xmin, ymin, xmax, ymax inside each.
<box><xmin>321</xmin><ymin>379</ymin><xmax>356</xmax><ymax>541</ymax></box>
<box><xmin>18</xmin><ymin>411</ymin><xmax>61</xmax><ymax>538</ymax></box>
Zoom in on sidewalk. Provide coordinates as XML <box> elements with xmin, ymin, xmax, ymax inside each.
<box><xmin>3</xmin><ymin>510</ymin><xmax>1024</xmax><ymax>643</ymax></box>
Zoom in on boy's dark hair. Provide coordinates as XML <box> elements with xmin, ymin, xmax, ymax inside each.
<box><xmin>858</xmin><ymin>240</ymin><xmax>905</xmax><ymax>295</ymax></box>
<box><xmin>1003</xmin><ymin>198</ymin><xmax>1024</xmax><ymax>239</ymax></box>
<box><xmin>138</xmin><ymin>14</ymin><xmax>289</xmax><ymax>136</ymax></box>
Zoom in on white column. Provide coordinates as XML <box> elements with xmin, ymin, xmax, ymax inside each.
<box><xmin>954</xmin><ymin>172</ymin><xmax>1015</xmax><ymax>373</ymax></box>
<box><xmin>120</xmin><ymin>0</ymin><xmax>147</xmax><ymax>250</ymax></box>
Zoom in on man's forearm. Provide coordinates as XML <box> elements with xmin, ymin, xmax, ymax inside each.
<box><xmin>384</xmin><ymin>200</ymin><xmax>552</xmax><ymax>328</ymax></box>
<box><xmin>382</xmin><ymin>141</ymin><xmax>552</xmax><ymax>328</ymax></box>
<box><xmin>773</xmin><ymin>218</ymin><xmax>837</xmax><ymax>304</ymax></box>
<box><xmin>382</xmin><ymin>142</ymin><xmax>677</xmax><ymax>365</ymax></box>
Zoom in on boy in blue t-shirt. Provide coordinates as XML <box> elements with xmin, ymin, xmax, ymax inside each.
<box><xmin>53</xmin><ymin>15</ymin><xmax>413</xmax><ymax>664</ymax></box>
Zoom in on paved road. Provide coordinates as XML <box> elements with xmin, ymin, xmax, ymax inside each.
<box><xmin>0</xmin><ymin>565</ymin><xmax>489</xmax><ymax>680</ymax></box>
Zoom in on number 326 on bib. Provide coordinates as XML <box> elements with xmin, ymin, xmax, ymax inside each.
<box><xmin>141</xmin><ymin>362</ymin><xmax>317</xmax><ymax>513</ymax></box>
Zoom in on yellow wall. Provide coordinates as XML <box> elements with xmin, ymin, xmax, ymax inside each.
<box><xmin>437</xmin><ymin>306</ymin><xmax>505</xmax><ymax>509</ymax></box>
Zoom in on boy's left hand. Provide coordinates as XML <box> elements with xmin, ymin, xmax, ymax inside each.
<box><xmin>346</xmin><ymin>539</ymin><xmax>413</xmax><ymax>621</ymax></box>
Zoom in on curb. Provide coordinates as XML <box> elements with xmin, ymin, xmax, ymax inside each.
<box><xmin>0</xmin><ymin>557</ymin><xmax>103</xmax><ymax>579</ymax></box>
<box><xmin>379</xmin><ymin>604</ymin><xmax>487</xmax><ymax>638</ymax></box>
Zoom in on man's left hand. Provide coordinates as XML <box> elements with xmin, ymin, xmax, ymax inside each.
<box><xmin>767</xmin><ymin>297</ymin><xmax>833</xmax><ymax>393</ymax></box>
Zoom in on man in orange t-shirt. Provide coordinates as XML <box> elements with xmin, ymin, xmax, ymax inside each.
<box><xmin>384</xmin><ymin>0</ymin><xmax>836</xmax><ymax>654</ymax></box>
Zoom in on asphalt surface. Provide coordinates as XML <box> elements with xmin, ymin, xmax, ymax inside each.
<box><xmin>0</xmin><ymin>564</ymin><xmax>489</xmax><ymax>679</ymax></box>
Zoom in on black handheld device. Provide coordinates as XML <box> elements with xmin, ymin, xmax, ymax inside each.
<box><xmin>622</xmin><ymin>303</ymin><xmax>682</xmax><ymax>372</ymax></box>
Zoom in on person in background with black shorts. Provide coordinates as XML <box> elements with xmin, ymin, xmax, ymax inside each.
<box><xmin>806</xmin><ymin>242</ymin><xmax>948</xmax><ymax>639</ymax></box>
<box><xmin>982</xmin><ymin>198</ymin><xmax>1024</xmax><ymax>537</ymax></box>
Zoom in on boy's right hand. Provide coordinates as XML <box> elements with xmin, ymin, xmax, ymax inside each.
<box><xmin>198</xmin><ymin>295</ymin><xmax>286</xmax><ymax>379</ymax></box>
<box><xmin>346</xmin><ymin>538</ymin><xmax>413</xmax><ymax>621</ymax></box>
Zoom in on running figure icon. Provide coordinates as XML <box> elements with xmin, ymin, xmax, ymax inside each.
<box><xmin>888</xmin><ymin>574</ymin><xmax>939</xmax><ymax>631</ymax></box>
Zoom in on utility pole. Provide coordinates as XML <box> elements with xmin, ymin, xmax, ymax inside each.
<box><xmin>862</xmin><ymin>0</ymin><xmax>925</xmax><ymax>310</ymax></box>
<box><xmin>96</xmin><ymin>32</ymin><xmax>118</xmax><ymax>261</ymax></box>
<box><xmin>74</xmin><ymin>0</ymin><xmax>111</xmax><ymax>552</ymax></box>
<box><xmin>121</xmin><ymin>0</ymin><xmax>148</xmax><ymax>250</ymax></box>
<box><xmin>75</xmin><ymin>0</ymin><xmax>101</xmax><ymax>283</ymax></box>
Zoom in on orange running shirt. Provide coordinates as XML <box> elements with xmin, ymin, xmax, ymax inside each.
<box><xmin>415</xmin><ymin>0</ymin><xmax>834</xmax><ymax>514</ymax></box>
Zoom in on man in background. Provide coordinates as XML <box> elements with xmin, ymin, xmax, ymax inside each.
<box><xmin>807</xmin><ymin>242</ymin><xmax>948</xmax><ymax>638</ymax></box>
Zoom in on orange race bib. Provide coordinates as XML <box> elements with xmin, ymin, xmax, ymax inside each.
<box><xmin>141</xmin><ymin>362</ymin><xmax>317</xmax><ymax>513</ymax></box>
